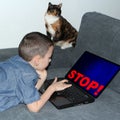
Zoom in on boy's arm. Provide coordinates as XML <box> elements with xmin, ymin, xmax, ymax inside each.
<box><xmin>26</xmin><ymin>78</ymin><xmax>72</xmax><ymax>112</ymax></box>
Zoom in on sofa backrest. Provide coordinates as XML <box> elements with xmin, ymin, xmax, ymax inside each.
<box><xmin>0</xmin><ymin>48</ymin><xmax>18</xmax><ymax>61</ymax></box>
<box><xmin>75</xmin><ymin>12</ymin><xmax>120</xmax><ymax>65</ymax></box>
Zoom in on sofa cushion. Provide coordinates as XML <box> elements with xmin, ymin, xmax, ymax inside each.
<box><xmin>0</xmin><ymin>88</ymin><xmax>120</xmax><ymax>120</ymax></box>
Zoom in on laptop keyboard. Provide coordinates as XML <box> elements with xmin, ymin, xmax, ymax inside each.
<box><xmin>61</xmin><ymin>85</ymin><xmax>88</xmax><ymax>102</ymax></box>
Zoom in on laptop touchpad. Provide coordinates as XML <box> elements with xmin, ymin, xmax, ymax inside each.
<box><xmin>50</xmin><ymin>96</ymin><xmax>71</xmax><ymax>106</ymax></box>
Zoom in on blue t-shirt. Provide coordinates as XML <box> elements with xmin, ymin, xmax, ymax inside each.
<box><xmin>0</xmin><ymin>55</ymin><xmax>40</xmax><ymax>111</ymax></box>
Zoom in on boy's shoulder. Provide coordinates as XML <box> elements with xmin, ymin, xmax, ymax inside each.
<box><xmin>0</xmin><ymin>55</ymin><xmax>36</xmax><ymax>75</ymax></box>
<box><xmin>9</xmin><ymin>55</ymin><xmax>36</xmax><ymax>73</ymax></box>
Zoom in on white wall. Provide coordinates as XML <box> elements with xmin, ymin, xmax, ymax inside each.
<box><xmin>0</xmin><ymin>0</ymin><xmax>120</xmax><ymax>49</ymax></box>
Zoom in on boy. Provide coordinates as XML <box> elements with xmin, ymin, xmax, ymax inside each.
<box><xmin>0</xmin><ymin>32</ymin><xmax>72</xmax><ymax>112</ymax></box>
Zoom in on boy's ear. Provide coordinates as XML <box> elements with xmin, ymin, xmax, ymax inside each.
<box><xmin>32</xmin><ymin>55</ymin><xmax>41</xmax><ymax>66</ymax></box>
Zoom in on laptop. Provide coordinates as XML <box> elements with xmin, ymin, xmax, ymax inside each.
<box><xmin>39</xmin><ymin>51</ymin><xmax>120</xmax><ymax>109</ymax></box>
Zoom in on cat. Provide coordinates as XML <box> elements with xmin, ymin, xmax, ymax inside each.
<box><xmin>44</xmin><ymin>2</ymin><xmax>78</xmax><ymax>49</ymax></box>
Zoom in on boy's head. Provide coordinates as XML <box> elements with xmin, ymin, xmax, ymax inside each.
<box><xmin>18</xmin><ymin>32</ymin><xmax>54</xmax><ymax>61</ymax></box>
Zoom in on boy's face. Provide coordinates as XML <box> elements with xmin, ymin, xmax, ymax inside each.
<box><xmin>35</xmin><ymin>46</ymin><xmax>54</xmax><ymax>71</ymax></box>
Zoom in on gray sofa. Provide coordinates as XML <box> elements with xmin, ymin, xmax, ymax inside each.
<box><xmin>0</xmin><ymin>12</ymin><xmax>120</xmax><ymax>120</ymax></box>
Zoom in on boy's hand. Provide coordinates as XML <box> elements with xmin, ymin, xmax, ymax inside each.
<box><xmin>36</xmin><ymin>69</ymin><xmax>47</xmax><ymax>81</ymax></box>
<box><xmin>50</xmin><ymin>77</ymin><xmax>72</xmax><ymax>91</ymax></box>
<box><xmin>35</xmin><ymin>70</ymin><xmax>47</xmax><ymax>90</ymax></box>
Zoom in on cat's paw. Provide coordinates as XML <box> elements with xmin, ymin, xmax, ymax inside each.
<box><xmin>61</xmin><ymin>43</ymin><xmax>73</xmax><ymax>49</ymax></box>
<box><xmin>55</xmin><ymin>41</ymin><xmax>74</xmax><ymax>49</ymax></box>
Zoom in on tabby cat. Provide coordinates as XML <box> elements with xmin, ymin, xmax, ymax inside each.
<box><xmin>44</xmin><ymin>2</ymin><xmax>78</xmax><ymax>49</ymax></box>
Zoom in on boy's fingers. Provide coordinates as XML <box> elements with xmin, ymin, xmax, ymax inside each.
<box><xmin>64</xmin><ymin>84</ymin><xmax>72</xmax><ymax>89</ymax></box>
<box><xmin>65</xmin><ymin>83</ymin><xmax>72</xmax><ymax>86</ymax></box>
<box><xmin>53</xmin><ymin>77</ymin><xmax>57</xmax><ymax>83</ymax></box>
<box><xmin>61</xmin><ymin>79</ymin><xmax>69</xmax><ymax>83</ymax></box>
<box><xmin>61</xmin><ymin>79</ymin><xmax>72</xmax><ymax>88</ymax></box>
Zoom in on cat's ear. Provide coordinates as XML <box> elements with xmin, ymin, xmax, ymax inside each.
<box><xmin>48</xmin><ymin>2</ymin><xmax>52</xmax><ymax>6</ymax></box>
<box><xmin>58</xmin><ymin>3</ymin><xmax>62</xmax><ymax>9</ymax></box>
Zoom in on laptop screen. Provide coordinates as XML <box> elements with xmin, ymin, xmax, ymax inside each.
<box><xmin>65</xmin><ymin>51</ymin><xmax>120</xmax><ymax>98</ymax></box>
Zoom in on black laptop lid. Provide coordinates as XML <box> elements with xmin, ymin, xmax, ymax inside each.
<box><xmin>65</xmin><ymin>51</ymin><xmax>120</xmax><ymax>98</ymax></box>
